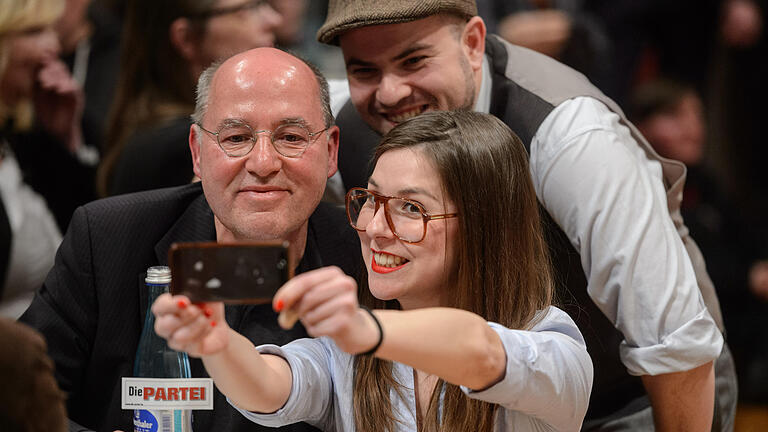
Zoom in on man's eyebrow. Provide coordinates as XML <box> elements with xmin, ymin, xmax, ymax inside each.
<box><xmin>278</xmin><ymin>117</ymin><xmax>309</xmax><ymax>127</ymax></box>
<box><xmin>392</xmin><ymin>43</ymin><xmax>432</xmax><ymax>62</ymax></box>
<box><xmin>217</xmin><ymin>117</ymin><xmax>248</xmax><ymax>129</ymax></box>
<box><xmin>216</xmin><ymin>117</ymin><xmax>310</xmax><ymax>129</ymax></box>
<box><xmin>346</xmin><ymin>57</ymin><xmax>375</xmax><ymax>69</ymax></box>
<box><xmin>346</xmin><ymin>43</ymin><xmax>433</xmax><ymax>68</ymax></box>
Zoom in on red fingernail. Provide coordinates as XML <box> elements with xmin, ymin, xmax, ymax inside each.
<box><xmin>274</xmin><ymin>299</ymin><xmax>284</xmax><ymax>312</ymax></box>
<box><xmin>210</xmin><ymin>321</ymin><xmax>217</xmax><ymax>327</ymax></box>
<box><xmin>177</xmin><ymin>300</ymin><xmax>187</xmax><ymax>309</ymax></box>
<box><xmin>203</xmin><ymin>306</ymin><xmax>213</xmax><ymax>318</ymax></box>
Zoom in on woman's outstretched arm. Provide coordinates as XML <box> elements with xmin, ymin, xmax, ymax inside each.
<box><xmin>152</xmin><ymin>294</ymin><xmax>293</xmax><ymax>413</ymax></box>
<box><xmin>276</xmin><ymin>267</ymin><xmax>592</xmax><ymax>430</ymax></box>
<box><xmin>275</xmin><ymin>267</ymin><xmax>504</xmax><ymax>390</ymax></box>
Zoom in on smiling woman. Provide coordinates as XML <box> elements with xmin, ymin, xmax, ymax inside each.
<box><xmin>152</xmin><ymin>110</ymin><xmax>594</xmax><ymax>431</ymax></box>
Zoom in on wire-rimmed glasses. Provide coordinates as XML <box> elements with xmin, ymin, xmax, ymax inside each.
<box><xmin>345</xmin><ymin>188</ymin><xmax>458</xmax><ymax>244</ymax></box>
<box><xmin>196</xmin><ymin>120</ymin><xmax>329</xmax><ymax>158</ymax></box>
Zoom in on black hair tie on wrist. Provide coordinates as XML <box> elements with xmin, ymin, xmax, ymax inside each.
<box><xmin>358</xmin><ymin>305</ymin><xmax>383</xmax><ymax>356</ymax></box>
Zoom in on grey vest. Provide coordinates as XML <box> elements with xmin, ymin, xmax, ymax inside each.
<box><xmin>334</xmin><ymin>35</ymin><xmax>724</xmax><ymax>421</ymax></box>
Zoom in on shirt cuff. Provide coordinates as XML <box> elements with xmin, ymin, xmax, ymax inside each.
<box><xmin>620</xmin><ymin>308</ymin><xmax>724</xmax><ymax>376</ymax></box>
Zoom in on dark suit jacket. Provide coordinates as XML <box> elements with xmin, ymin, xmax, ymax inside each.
<box><xmin>20</xmin><ymin>183</ymin><xmax>361</xmax><ymax>432</ymax></box>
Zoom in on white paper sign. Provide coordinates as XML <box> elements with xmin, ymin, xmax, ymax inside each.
<box><xmin>121</xmin><ymin>378</ymin><xmax>214</xmax><ymax>410</ymax></box>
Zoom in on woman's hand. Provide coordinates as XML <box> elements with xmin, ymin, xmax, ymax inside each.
<box><xmin>33</xmin><ymin>58</ymin><xmax>84</xmax><ymax>152</ymax></box>
<box><xmin>273</xmin><ymin>266</ymin><xmax>380</xmax><ymax>355</ymax></box>
<box><xmin>152</xmin><ymin>294</ymin><xmax>229</xmax><ymax>358</ymax></box>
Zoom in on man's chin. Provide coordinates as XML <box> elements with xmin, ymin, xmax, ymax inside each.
<box><xmin>371</xmin><ymin>119</ymin><xmax>394</xmax><ymax>135</ymax></box>
<box><xmin>236</xmin><ymin>228</ymin><xmax>286</xmax><ymax>242</ymax></box>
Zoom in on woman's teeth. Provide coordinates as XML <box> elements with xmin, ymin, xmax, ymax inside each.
<box><xmin>374</xmin><ymin>252</ymin><xmax>407</xmax><ymax>268</ymax></box>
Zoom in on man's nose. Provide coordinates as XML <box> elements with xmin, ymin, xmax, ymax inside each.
<box><xmin>376</xmin><ymin>73</ymin><xmax>412</xmax><ymax>108</ymax></box>
<box><xmin>244</xmin><ymin>133</ymin><xmax>282</xmax><ymax>177</ymax></box>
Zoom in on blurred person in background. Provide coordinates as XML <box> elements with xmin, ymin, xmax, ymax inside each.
<box><xmin>710</xmin><ymin>0</ymin><xmax>768</xmax><ymax>269</ymax></box>
<box><xmin>268</xmin><ymin>0</ymin><xmax>347</xmax><ymax>81</ymax></box>
<box><xmin>0</xmin><ymin>0</ymin><xmax>86</xmax><ymax>317</ymax></box>
<box><xmin>271</xmin><ymin>0</ymin><xmax>308</xmax><ymax>47</ymax></box>
<box><xmin>1</xmin><ymin>0</ymin><xmax>96</xmax><ymax>234</ymax></box>
<box><xmin>477</xmin><ymin>0</ymin><xmax>611</xmax><ymax>91</ymax></box>
<box><xmin>98</xmin><ymin>0</ymin><xmax>281</xmax><ymax>197</ymax></box>
<box><xmin>55</xmin><ymin>0</ymin><xmax>122</xmax><ymax>154</ymax></box>
<box><xmin>0</xmin><ymin>317</ymin><xmax>67</xmax><ymax>431</ymax></box>
<box><xmin>631</xmin><ymin>78</ymin><xmax>768</xmax><ymax>405</ymax></box>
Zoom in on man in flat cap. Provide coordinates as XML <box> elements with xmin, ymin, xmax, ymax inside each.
<box><xmin>318</xmin><ymin>0</ymin><xmax>737</xmax><ymax>430</ymax></box>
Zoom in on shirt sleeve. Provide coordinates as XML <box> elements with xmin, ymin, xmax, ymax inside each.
<box><xmin>529</xmin><ymin>97</ymin><xmax>723</xmax><ymax>376</ymax></box>
<box><xmin>231</xmin><ymin>338</ymin><xmax>336</xmax><ymax>430</ymax></box>
<box><xmin>461</xmin><ymin>307</ymin><xmax>593</xmax><ymax>432</ymax></box>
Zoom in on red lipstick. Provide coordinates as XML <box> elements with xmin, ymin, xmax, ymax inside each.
<box><xmin>371</xmin><ymin>250</ymin><xmax>408</xmax><ymax>274</ymax></box>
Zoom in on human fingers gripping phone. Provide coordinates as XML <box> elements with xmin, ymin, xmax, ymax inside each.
<box><xmin>168</xmin><ymin>241</ymin><xmax>294</xmax><ymax>304</ymax></box>
<box><xmin>272</xmin><ymin>267</ymin><xmax>361</xmax><ymax>334</ymax></box>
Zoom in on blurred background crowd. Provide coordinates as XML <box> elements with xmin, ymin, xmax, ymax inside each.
<box><xmin>0</xmin><ymin>0</ymin><xmax>766</xmax><ymax>428</ymax></box>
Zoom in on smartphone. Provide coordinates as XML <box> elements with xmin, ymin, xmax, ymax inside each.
<box><xmin>168</xmin><ymin>241</ymin><xmax>294</xmax><ymax>304</ymax></box>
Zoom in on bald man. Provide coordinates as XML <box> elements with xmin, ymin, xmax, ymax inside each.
<box><xmin>20</xmin><ymin>48</ymin><xmax>360</xmax><ymax>432</ymax></box>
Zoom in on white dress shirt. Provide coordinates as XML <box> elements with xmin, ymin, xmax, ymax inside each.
<box><xmin>528</xmin><ymin>96</ymin><xmax>723</xmax><ymax>376</ymax></box>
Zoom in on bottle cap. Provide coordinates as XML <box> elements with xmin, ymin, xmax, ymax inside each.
<box><xmin>145</xmin><ymin>266</ymin><xmax>172</xmax><ymax>284</ymax></box>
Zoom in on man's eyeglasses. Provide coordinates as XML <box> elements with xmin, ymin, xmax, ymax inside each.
<box><xmin>187</xmin><ymin>0</ymin><xmax>270</xmax><ymax>19</ymax></box>
<box><xmin>196</xmin><ymin>121</ymin><xmax>329</xmax><ymax>158</ymax></box>
<box><xmin>345</xmin><ymin>188</ymin><xmax>458</xmax><ymax>244</ymax></box>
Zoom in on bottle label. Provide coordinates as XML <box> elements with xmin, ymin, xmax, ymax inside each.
<box><xmin>133</xmin><ymin>409</ymin><xmax>159</xmax><ymax>432</ymax></box>
<box><xmin>133</xmin><ymin>409</ymin><xmax>192</xmax><ymax>432</ymax></box>
<box><xmin>122</xmin><ymin>377</ymin><xmax>214</xmax><ymax>410</ymax></box>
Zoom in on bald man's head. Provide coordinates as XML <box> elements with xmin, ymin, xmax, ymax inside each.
<box><xmin>192</xmin><ymin>48</ymin><xmax>333</xmax><ymax>129</ymax></box>
<box><xmin>187</xmin><ymin>46</ymin><xmax>340</xmax><ymax>245</ymax></box>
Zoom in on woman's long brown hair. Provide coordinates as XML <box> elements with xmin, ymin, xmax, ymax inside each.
<box><xmin>353</xmin><ymin>110</ymin><xmax>554</xmax><ymax>431</ymax></box>
<box><xmin>97</xmin><ymin>0</ymin><xmax>215</xmax><ymax>196</ymax></box>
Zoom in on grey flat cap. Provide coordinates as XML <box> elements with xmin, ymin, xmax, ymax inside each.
<box><xmin>318</xmin><ymin>0</ymin><xmax>477</xmax><ymax>45</ymax></box>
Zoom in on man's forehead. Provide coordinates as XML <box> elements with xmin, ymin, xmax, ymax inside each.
<box><xmin>340</xmin><ymin>16</ymin><xmax>460</xmax><ymax>61</ymax></box>
<box><xmin>345</xmin><ymin>42</ymin><xmax>434</xmax><ymax>68</ymax></box>
<box><xmin>209</xmin><ymin>59</ymin><xmax>315</xmax><ymax>101</ymax></box>
<box><xmin>216</xmin><ymin>56</ymin><xmax>310</xmax><ymax>87</ymax></box>
<box><xmin>206</xmin><ymin>76</ymin><xmax>321</xmax><ymax>123</ymax></box>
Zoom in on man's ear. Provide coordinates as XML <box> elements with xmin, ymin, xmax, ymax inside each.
<box><xmin>462</xmin><ymin>16</ymin><xmax>486</xmax><ymax>71</ymax></box>
<box><xmin>326</xmin><ymin>125</ymin><xmax>340</xmax><ymax>178</ymax></box>
<box><xmin>170</xmin><ymin>17</ymin><xmax>198</xmax><ymax>62</ymax></box>
<box><xmin>189</xmin><ymin>124</ymin><xmax>203</xmax><ymax>179</ymax></box>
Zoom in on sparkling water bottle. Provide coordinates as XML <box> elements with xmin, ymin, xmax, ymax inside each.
<box><xmin>133</xmin><ymin>266</ymin><xmax>193</xmax><ymax>432</ymax></box>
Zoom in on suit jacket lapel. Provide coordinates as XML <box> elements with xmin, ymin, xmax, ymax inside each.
<box><xmin>137</xmin><ymin>193</ymin><xmax>216</xmax><ymax>320</ymax></box>
<box><xmin>154</xmin><ymin>193</ymin><xmax>216</xmax><ymax>265</ymax></box>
